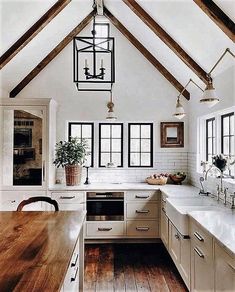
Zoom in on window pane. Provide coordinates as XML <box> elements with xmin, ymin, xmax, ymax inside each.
<box><xmin>212</xmin><ymin>138</ymin><xmax>216</xmax><ymax>155</ymax></box>
<box><xmin>230</xmin><ymin>136</ymin><xmax>234</xmax><ymax>155</ymax></box>
<box><xmin>141</xmin><ymin>125</ymin><xmax>151</xmax><ymax>138</ymax></box>
<box><xmin>101</xmin><ymin>139</ymin><xmax>110</xmax><ymax>152</ymax></box>
<box><xmin>85</xmin><ymin>156</ymin><xmax>91</xmax><ymax>167</ymax></box>
<box><xmin>112</xmin><ymin>153</ymin><xmax>121</xmax><ymax>166</ymax></box>
<box><xmin>112</xmin><ymin>125</ymin><xmax>121</xmax><ymax>138</ymax></box>
<box><xmin>101</xmin><ymin>125</ymin><xmax>110</xmax><ymax>138</ymax></box>
<box><xmin>212</xmin><ymin>120</ymin><xmax>216</xmax><ymax>137</ymax></box>
<box><xmin>101</xmin><ymin>153</ymin><xmax>110</xmax><ymax>166</ymax></box>
<box><xmin>130</xmin><ymin>153</ymin><xmax>140</xmax><ymax>166</ymax></box>
<box><xmin>82</xmin><ymin>125</ymin><xmax>91</xmax><ymax>138</ymax></box>
<box><xmin>130</xmin><ymin>139</ymin><xmax>140</xmax><ymax>152</ymax></box>
<box><xmin>223</xmin><ymin>137</ymin><xmax>229</xmax><ymax>155</ymax></box>
<box><xmin>112</xmin><ymin>139</ymin><xmax>121</xmax><ymax>152</ymax></box>
<box><xmin>141</xmin><ymin>153</ymin><xmax>151</xmax><ymax>166</ymax></box>
<box><xmin>207</xmin><ymin>121</ymin><xmax>212</xmax><ymax>137</ymax></box>
<box><xmin>230</xmin><ymin>115</ymin><xmax>234</xmax><ymax>134</ymax></box>
<box><xmin>70</xmin><ymin>125</ymin><xmax>81</xmax><ymax>138</ymax></box>
<box><xmin>141</xmin><ymin>139</ymin><xmax>151</xmax><ymax>152</ymax></box>
<box><xmin>223</xmin><ymin>116</ymin><xmax>230</xmax><ymax>136</ymax></box>
<box><xmin>208</xmin><ymin>138</ymin><xmax>212</xmax><ymax>154</ymax></box>
<box><xmin>130</xmin><ymin>125</ymin><xmax>140</xmax><ymax>138</ymax></box>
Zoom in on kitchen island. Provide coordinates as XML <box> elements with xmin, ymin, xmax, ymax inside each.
<box><xmin>0</xmin><ymin>211</ymin><xmax>86</xmax><ymax>292</ymax></box>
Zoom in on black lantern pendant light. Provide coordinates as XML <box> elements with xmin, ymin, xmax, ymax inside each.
<box><xmin>73</xmin><ymin>3</ymin><xmax>115</xmax><ymax>91</ymax></box>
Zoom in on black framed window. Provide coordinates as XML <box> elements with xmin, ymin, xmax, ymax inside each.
<box><xmin>99</xmin><ymin>123</ymin><xmax>123</xmax><ymax>167</ymax></box>
<box><xmin>221</xmin><ymin>112</ymin><xmax>234</xmax><ymax>177</ymax></box>
<box><xmin>128</xmin><ymin>123</ymin><xmax>153</xmax><ymax>167</ymax></box>
<box><xmin>206</xmin><ymin>118</ymin><xmax>215</xmax><ymax>164</ymax></box>
<box><xmin>68</xmin><ymin>122</ymin><xmax>94</xmax><ymax>167</ymax></box>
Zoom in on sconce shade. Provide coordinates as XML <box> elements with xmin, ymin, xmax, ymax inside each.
<box><xmin>200</xmin><ymin>82</ymin><xmax>219</xmax><ymax>108</ymax></box>
<box><xmin>173</xmin><ymin>98</ymin><xmax>186</xmax><ymax>120</ymax></box>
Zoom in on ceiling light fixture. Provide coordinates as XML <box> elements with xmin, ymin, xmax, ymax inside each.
<box><xmin>173</xmin><ymin>79</ymin><xmax>204</xmax><ymax>120</ymax></box>
<box><xmin>200</xmin><ymin>48</ymin><xmax>235</xmax><ymax>107</ymax></box>
<box><xmin>73</xmin><ymin>1</ymin><xmax>115</xmax><ymax>91</ymax></box>
<box><xmin>106</xmin><ymin>85</ymin><xmax>117</xmax><ymax>120</ymax></box>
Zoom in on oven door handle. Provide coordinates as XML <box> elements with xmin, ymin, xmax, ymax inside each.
<box><xmin>87</xmin><ymin>199</ymin><xmax>124</xmax><ymax>202</ymax></box>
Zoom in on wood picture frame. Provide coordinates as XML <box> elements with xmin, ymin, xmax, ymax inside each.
<box><xmin>160</xmin><ymin>122</ymin><xmax>184</xmax><ymax>148</ymax></box>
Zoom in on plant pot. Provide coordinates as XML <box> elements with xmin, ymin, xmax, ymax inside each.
<box><xmin>65</xmin><ymin>165</ymin><xmax>82</xmax><ymax>186</ymax></box>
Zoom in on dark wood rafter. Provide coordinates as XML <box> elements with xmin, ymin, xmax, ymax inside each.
<box><xmin>9</xmin><ymin>11</ymin><xmax>95</xmax><ymax>98</ymax></box>
<box><xmin>103</xmin><ymin>7</ymin><xmax>190</xmax><ymax>100</ymax></box>
<box><xmin>123</xmin><ymin>0</ymin><xmax>209</xmax><ymax>84</ymax></box>
<box><xmin>0</xmin><ymin>0</ymin><xmax>71</xmax><ymax>69</ymax></box>
<box><xmin>193</xmin><ymin>0</ymin><xmax>235</xmax><ymax>42</ymax></box>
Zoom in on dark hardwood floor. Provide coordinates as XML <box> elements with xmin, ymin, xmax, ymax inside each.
<box><xmin>84</xmin><ymin>243</ymin><xmax>188</xmax><ymax>292</ymax></box>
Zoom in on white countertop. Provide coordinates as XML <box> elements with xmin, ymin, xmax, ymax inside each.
<box><xmin>189</xmin><ymin>210</ymin><xmax>235</xmax><ymax>255</ymax></box>
<box><xmin>49</xmin><ymin>182</ymin><xmax>199</xmax><ymax>196</ymax></box>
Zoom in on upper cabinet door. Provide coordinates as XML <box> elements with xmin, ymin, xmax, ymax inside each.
<box><xmin>1</xmin><ymin>106</ymin><xmax>47</xmax><ymax>189</ymax></box>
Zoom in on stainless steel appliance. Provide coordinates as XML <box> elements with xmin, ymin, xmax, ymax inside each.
<box><xmin>86</xmin><ymin>192</ymin><xmax>124</xmax><ymax>221</ymax></box>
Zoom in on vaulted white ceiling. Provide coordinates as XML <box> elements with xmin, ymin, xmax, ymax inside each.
<box><xmin>0</xmin><ymin>0</ymin><xmax>234</xmax><ymax>96</ymax></box>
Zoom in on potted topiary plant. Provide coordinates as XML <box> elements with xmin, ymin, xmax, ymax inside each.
<box><xmin>53</xmin><ymin>138</ymin><xmax>88</xmax><ymax>186</ymax></box>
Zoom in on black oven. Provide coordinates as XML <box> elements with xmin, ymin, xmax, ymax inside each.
<box><xmin>86</xmin><ymin>192</ymin><xmax>124</xmax><ymax>221</ymax></box>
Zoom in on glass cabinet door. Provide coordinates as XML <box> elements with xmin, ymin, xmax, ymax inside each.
<box><xmin>1</xmin><ymin>106</ymin><xmax>45</xmax><ymax>187</ymax></box>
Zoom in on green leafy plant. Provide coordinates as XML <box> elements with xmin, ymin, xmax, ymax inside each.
<box><xmin>53</xmin><ymin>138</ymin><xmax>88</xmax><ymax>168</ymax></box>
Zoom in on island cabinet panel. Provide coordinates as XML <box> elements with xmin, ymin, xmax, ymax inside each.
<box><xmin>51</xmin><ymin>191</ymin><xmax>86</xmax><ymax>211</ymax></box>
<box><xmin>214</xmin><ymin>241</ymin><xmax>235</xmax><ymax>292</ymax></box>
<box><xmin>190</xmin><ymin>220</ymin><xmax>214</xmax><ymax>292</ymax></box>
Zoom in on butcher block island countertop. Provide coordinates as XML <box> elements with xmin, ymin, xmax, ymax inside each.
<box><xmin>0</xmin><ymin>211</ymin><xmax>86</xmax><ymax>292</ymax></box>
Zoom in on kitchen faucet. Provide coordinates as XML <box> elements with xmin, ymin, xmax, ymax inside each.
<box><xmin>205</xmin><ymin>165</ymin><xmax>224</xmax><ymax>201</ymax></box>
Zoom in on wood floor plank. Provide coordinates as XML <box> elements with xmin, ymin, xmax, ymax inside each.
<box><xmin>84</xmin><ymin>243</ymin><xmax>188</xmax><ymax>292</ymax></box>
<box><xmin>96</xmin><ymin>245</ymin><xmax>114</xmax><ymax>292</ymax></box>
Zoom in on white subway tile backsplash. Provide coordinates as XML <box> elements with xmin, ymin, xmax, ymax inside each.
<box><xmin>56</xmin><ymin>151</ymin><xmax>188</xmax><ymax>183</ymax></box>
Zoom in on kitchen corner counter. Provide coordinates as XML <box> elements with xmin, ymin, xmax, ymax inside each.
<box><xmin>189</xmin><ymin>210</ymin><xmax>235</xmax><ymax>255</ymax></box>
<box><xmin>0</xmin><ymin>211</ymin><xmax>86</xmax><ymax>291</ymax></box>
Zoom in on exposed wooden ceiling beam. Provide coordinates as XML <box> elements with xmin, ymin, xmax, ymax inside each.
<box><xmin>9</xmin><ymin>11</ymin><xmax>95</xmax><ymax>98</ymax></box>
<box><xmin>0</xmin><ymin>0</ymin><xmax>71</xmax><ymax>69</ymax></box>
<box><xmin>123</xmin><ymin>0</ymin><xmax>209</xmax><ymax>84</ymax></box>
<box><xmin>103</xmin><ymin>7</ymin><xmax>190</xmax><ymax>100</ymax></box>
<box><xmin>193</xmin><ymin>0</ymin><xmax>235</xmax><ymax>42</ymax></box>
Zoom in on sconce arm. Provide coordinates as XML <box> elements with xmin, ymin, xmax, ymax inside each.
<box><xmin>208</xmin><ymin>48</ymin><xmax>235</xmax><ymax>76</ymax></box>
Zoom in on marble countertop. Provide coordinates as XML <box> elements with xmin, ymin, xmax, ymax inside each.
<box><xmin>189</xmin><ymin>210</ymin><xmax>235</xmax><ymax>255</ymax></box>
<box><xmin>49</xmin><ymin>182</ymin><xmax>200</xmax><ymax>197</ymax></box>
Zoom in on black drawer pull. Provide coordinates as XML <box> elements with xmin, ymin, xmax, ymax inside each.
<box><xmin>135</xmin><ymin>210</ymin><xmax>150</xmax><ymax>214</ymax></box>
<box><xmin>135</xmin><ymin>195</ymin><xmax>149</xmax><ymax>199</ymax></box>
<box><xmin>60</xmin><ymin>196</ymin><xmax>75</xmax><ymax>199</ymax></box>
<box><xmin>71</xmin><ymin>253</ymin><xmax>78</xmax><ymax>267</ymax></box>
<box><xmin>98</xmin><ymin>227</ymin><xmax>112</xmax><ymax>231</ymax></box>
<box><xmin>194</xmin><ymin>231</ymin><xmax>204</xmax><ymax>242</ymax></box>
<box><xmin>71</xmin><ymin>267</ymin><xmax>78</xmax><ymax>282</ymax></box>
<box><xmin>136</xmin><ymin>227</ymin><xmax>149</xmax><ymax>231</ymax></box>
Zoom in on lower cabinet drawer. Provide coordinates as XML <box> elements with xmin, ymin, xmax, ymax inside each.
<box><xmin>126</xmin><ymin>220</ymin><xmax>159</xmax><ymax>238</ymax></box>
<box><xmin>126</xmin><ymin>202</ymin><xmax>159</xmax><ymax>219</ymax></box>
<box><xmin>86</xmin><ymin>222</ymin><xmax>125</xmax><ymax>238</ymax></box>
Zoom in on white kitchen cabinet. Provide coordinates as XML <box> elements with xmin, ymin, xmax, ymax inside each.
<box><xmin>51</xmin><ymin>192</ymin><xmax>86</xmax><ymax>211</ymax></box>
<box><xmin>160</xmin><ymin>194</ymin><xmax>169</xmax><ymax>249</ymax></box>
<box><xmin>86</xmin><ymin>221</ymin><xmax>125</xmax><ymax>238</ymax></box>
<box><xmin>168</xmin><ymin>221</ymin><xmax>190</xmax><ymax>289</ymax></box>
<box><xmin>215</xmin><ymin>241</ymin><xmax>235</xmax><ymax>292</ymax></box>
<box><xmin>0</xmin><ymin>98</ymin><xmax>56</xmax><ymax>191</ymax></box>
<box><xmin>190</xmin><ymin>220</ymin><xmax>214</xmax><ymax>292</ymax></box>
<box><xmin>125</xmin><ymin>190</ymin><xmax>160</xmax><ymax>239</ymax></box>
<box><xmin>0</xmin><ymin>190</ymin><xmax>47</xmax><ymax>211</ymax></box>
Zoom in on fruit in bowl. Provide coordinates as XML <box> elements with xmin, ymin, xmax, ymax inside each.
<box><xmin>146</xmin><ymin>173</ymin><xmax>169</xmax><ymax>185</ymax></box>
<box><xmin>169</xmin><ymin>172</ymin><xmax>186</xmax><ymax>185</ymax></box>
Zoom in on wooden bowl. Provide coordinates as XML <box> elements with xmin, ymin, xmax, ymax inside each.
<box><xmin>146</xmin><ymin>177</ymin><xmax>168</xmax><ymax>185</ymax></box>
<box><xmin>169</xmin><ymin>174</ymin><xmax>186</xmax><ymax>185</ymax></box>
